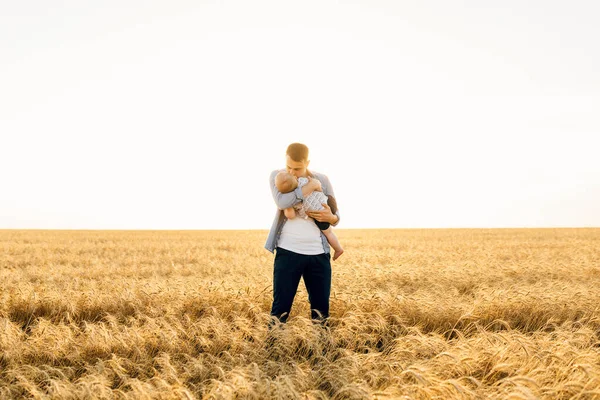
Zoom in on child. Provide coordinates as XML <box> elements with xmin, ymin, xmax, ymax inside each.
<box><xmin>275</xmin><ymin>171</ymin><xmax>344</xmax><ymax>261</ymax></box>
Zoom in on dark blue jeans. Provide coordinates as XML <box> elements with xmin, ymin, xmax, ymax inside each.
<box><xmin>270</xmin><ymin>247</ymin><xmax>331</xmax><ymax>326</ymax></box>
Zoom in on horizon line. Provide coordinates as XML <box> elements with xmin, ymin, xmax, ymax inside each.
<box><xmin>1</xmin><ymin>226</ymin><xmax>598</xmax><ymax>232</ymax></box>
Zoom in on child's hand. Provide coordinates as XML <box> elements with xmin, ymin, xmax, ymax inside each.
<box><xmin>308</xmin><ymin>177</ymin><xmax>322</xmax><ymax>192</ymax></box>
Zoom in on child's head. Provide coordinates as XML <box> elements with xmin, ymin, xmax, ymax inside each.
<box><xmin>275</xmin><ymin>171</ymin><xmax>298</xmax><ymax>193</ymax></box>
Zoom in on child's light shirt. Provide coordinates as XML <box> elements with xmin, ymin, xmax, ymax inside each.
<box><xmin>295</xmin><ymin>177</ymin><xmax>328</xmax><ymax>219</ymax></box>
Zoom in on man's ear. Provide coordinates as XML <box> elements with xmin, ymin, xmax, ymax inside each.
<box><xmin>305</xmin><ymin>160</ymin><xmax>310</xmax><ymax>168</ymax></box>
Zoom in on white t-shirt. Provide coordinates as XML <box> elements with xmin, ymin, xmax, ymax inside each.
<box><xmin>278</xmin><ymin>214</ymin><xmax>324</xmax><ymax>255</ymax></box>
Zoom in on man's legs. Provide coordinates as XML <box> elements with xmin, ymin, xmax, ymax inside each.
<box><xmin>303</xmin><ymin>252</ymin><xmax>332</xmax><ymax>326</ymax></box>
<box><xmin>270</xmin><ymin>247</ymin><xmax>304</xmax><ymax>327</ymax></box>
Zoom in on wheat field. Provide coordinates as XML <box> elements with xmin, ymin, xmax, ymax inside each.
<box><xmin>1</xmin><ymin>228</ymin><xmax>599</xmax><ymax>399</ymax></box>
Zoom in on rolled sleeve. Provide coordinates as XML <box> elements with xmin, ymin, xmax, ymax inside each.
<box><xmin>332</xmin><ymin>209</ymin><xmax>340</xmax><ymax>227</ymax></box>
<box><xmin>319</xmin><ymin>173</ymin><xmax>340</xmax><ymax>227</ymax></box>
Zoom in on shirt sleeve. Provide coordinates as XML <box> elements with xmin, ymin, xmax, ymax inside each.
<box><xmin>320</xmin><ymin>174</ymin><xmax>340</xmax><ymax>226</ymax></box>
<box><xmin>270</xmin><ymin>170</ymin><xmax>303</xmax><ymax>210</ymax></box>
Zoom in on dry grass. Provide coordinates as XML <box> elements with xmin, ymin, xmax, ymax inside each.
<box><xmin>1</xmin><ymin>228</ymin><xmax>599</xmax><ymax>399</ymax></box>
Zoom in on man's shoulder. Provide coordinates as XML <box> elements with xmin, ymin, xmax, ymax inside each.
<box><xmin>309</xmin><ymin>171</ymin><xmax>329</xmax><ymax>181</ymax></box>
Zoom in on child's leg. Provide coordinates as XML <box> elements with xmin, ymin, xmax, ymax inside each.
<box><xmin>322</xmin><ymin>227</ymin><xmax>344</xmax><ymax>261</ymax></box>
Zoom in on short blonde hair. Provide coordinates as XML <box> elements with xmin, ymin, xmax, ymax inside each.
<box><xmin>275</xmin><ymin>172</ymin><xmax>298</xmax><ymax>193</ymax></box>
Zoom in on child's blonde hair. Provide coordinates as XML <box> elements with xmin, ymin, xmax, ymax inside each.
<box><xmin>275</xmin><ymin>172</ymin><xmax>298</xmax><ymax>194</ymax></box>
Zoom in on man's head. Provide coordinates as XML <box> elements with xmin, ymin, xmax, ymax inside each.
<box><xmin>286</xmin><ymin>143</ymin><xmax>310</xmax><ymax>178</ymax></box>
<box><xmin>275</xmin><ymin>171</ymin><xmax>299</xmax><ymax>194</ymax></box>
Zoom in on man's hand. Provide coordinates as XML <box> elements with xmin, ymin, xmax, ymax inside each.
<box><xmin>306</xmin><ymin>203</ymin><xmax>337</xmax><ymax>224</ymax></box>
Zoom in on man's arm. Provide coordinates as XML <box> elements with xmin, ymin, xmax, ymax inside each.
<box><xmin>323</xmin><ymin>175</ymin><xmax>340</xmax><ymax>226</ymax></box>
<box><xmin>305</xmin><ymin>173</ymin><xmax>340</xmax><ymax>226</ymax></box>
<box><xmin>270</xmin><ymin>170</ymin><xmax>303</xmax><ymax>210</ymax></box>
<box><xmin>320</xmin><ymin>173</ymin><xmax>340</xmax><ymax>226</ymax></box>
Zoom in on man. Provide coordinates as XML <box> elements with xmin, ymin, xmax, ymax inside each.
<box><xmin>265</xmin><ymin>143</ymin><xmax>340</xmax><ymax>327</ymax></box>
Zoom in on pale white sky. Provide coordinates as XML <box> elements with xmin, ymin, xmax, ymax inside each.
<box><xmin>1</xmin><ymin>1</ymin><xmax>599</xmax><ymax>229</ymax></box>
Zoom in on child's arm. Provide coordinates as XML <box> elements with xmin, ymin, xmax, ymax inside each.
<box><xmin>284</xmin><ymin>207</ymin><xmax>296</xmax><ymax>220</ymax></box>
